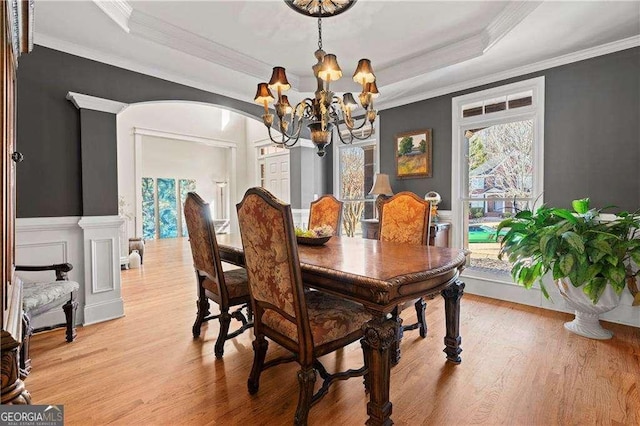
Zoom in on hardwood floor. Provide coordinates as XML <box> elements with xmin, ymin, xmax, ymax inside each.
<box><xmin>26</xmin><ymin>238</ymin><xmax>640</xmax><ymax>425</ymax></box>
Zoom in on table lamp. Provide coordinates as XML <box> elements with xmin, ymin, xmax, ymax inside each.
<box><xmin>424</xmin><ymin>191</ymin><xmax>441</xmax><ymax>222</ymax></box>
<box><xmin>369</xmin><ymin>173</ymin><xmax>393</xmax><ymax>218</ymax></box>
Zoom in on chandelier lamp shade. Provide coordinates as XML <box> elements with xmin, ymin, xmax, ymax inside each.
<box><xmin>253</xmin><ymin>0</ymin><xmax>379</xmax><ymax>157</ymax></box>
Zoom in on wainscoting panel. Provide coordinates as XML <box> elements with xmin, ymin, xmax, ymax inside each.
<box><xmin>16</xmin><ymin>217</ymin><xmax>85</xmax><ymax>328</ymax></box>
<box><xmin>78</xmin><ymin>216</ymin><xmax>124</xmax><ymax>325</ymax></box>
<box><xmin>91</xmin><ymin>238</ymin><xmax>115</xmax><ymax>293</ymax></box>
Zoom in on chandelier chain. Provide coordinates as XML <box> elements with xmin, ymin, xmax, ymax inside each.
<box><xmin>317</xmin><ymin>17</ymin><xmax>322</xmax><ymax>50</ymax></box>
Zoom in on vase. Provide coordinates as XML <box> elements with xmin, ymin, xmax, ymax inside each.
<box><xmin>556</xmin><ymin>278</ymin><xmax>621</xmax><ymax>339</ymax></box>
<box><xmin>129</xmin><ymin>250</ymin><xmax>141</xmax><ymax>269</ymax></box>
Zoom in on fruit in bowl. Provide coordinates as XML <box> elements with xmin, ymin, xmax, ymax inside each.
<box><xmin>295</xmin><ymin>225</ymin><xmax>333</xmax><ymax>238</ymax></box>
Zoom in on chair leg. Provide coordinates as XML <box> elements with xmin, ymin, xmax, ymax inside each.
<box><xmin>360</xmin><ymin>338</ymin><xmax>370</xmax><ymax>393</ymax></box>
<box><xmin>19</xmin><ymin>313</ymin><xmax>33</xmax><ymax>379</ymax></box>
<box><xmin>248</xmin><ymin>335</ymin><xmax>268</xmax><ymax>395</ymax></box>
<box><xmin>214</xmin><ymin>310</ymin><xmax>232</xmax><ymax>359</ymax></box>
<box><xmin>390</xmin><ymin>307</ymin><xmax>403</xmax><ymax>365</ymax></box>
<box><xmin>62</xmin><ymin>291</ymin><xmax>78</xmax><ymax>342</ymax></box>
<box><xmin>294</xmin><ymin>366</ymin><xmax>317</xmax><ymax>426</ymax></box>
<box><xmin>415</xmin><ymin>298</ymin><xmax>428</xmax><ymax>338</ymax></box>
<box><xmin>192</xmin><ymin>280</ymin><xmax>209</xmax><ymax>338</ymax></box>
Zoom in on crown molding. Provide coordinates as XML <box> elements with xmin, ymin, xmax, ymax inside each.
<box><xmin>34</xmin><ymin>33</ymin><xmax>254</xmax><ymax>105</ymax></box>
<box><xmin>128</xmin><ymin>9</ymin><xmax>299</xmax><ymax>87</ymax></box>
<box><xmin>376</xmin><ymin>35</ymin><xmax>640</xmax><ymax>111</ymax></box>
<box><xmin>484</xmin><ymin>1</ymin><xmax>542</xmax><ymax>52</ymax></box>
<box><xmin>93</xmin><ymin>0</ymin><xmax>132</xmax><ymax>33</ymax></box>
<box><xmin>66</xmin><ymin>92</ymin><xmax>128</xmax><ymax>114</ymax></box>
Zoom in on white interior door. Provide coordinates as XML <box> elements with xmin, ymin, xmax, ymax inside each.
<box><xmin>264</xmin><ymin>153</ymin><xmax>290</xmax><ymax>203</ymax></box>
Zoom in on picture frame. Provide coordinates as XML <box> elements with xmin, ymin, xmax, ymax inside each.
<box><xmin>395</xmin><ymin>128</ymin><xmax>432</xmax><ymax>178</ymax></box>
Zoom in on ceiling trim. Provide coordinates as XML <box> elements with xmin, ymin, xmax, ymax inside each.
<box><xmin>34</xmin><ymin>32</ymin><xmax>253</xmax><ymax>105</ymax></box>
<box><xmin>93</xmin><ymin>0</ymin><xmax>132</xmax><ymax>33</ymax></box>
<box><xmin>133</xmin><ymin>127</ymin><xmax>238</xmax><ymax>148</ymax></box>
<box><xmin>66</xmin><ymin>91</ymin><xmax>128</xmax><ymax>113</ymax></box>
<box><xmin>483</xmin><ymin>1</ymin><xmax>542</xmax><ymax>52</ymax></box>
<box><xmin>376</xmin><ymin>35</ymin><xmax>640</xmax><ymax>111</ymax></box>
<box><xmin>128</xmin><ymin>9</ymin><xmax>297</xmax><ymax>87</ymax></box>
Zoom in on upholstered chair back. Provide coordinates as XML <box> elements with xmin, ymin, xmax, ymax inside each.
<box><xmin>308</xmin><ymin>195</ymin><xmax>343</xmax><ymax>236</ymax></box>
<box><xmin>183</xmin><ymin>192</ymin><xmax>226</xmax><ymax>298</ymax></box>
<box><xmin>379</xmin><ymin>191</ymin><xmax>432</xmax><ymax>245</ymax></box>
<box><xmin>236</xmin><ymin>187</ymin><xmax>311</xmax><ymax>347</ymax></box>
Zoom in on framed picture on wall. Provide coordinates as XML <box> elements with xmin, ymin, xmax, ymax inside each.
<box><xmin>395</xmin><ymin>128</ymin><xmax>432</xmax><ymax>178</ymax></box>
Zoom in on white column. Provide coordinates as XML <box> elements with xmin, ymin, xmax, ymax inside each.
<box><xmin>78</xmin><ymin>216</ymin><xmax>125</xmax><ymax>325</ymax></box>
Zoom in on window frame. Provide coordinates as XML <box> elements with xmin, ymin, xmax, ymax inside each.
<box><xmin>451</xmin><ymin>76</ymin><xmax>545</xmax><ymax>282</ymax></box>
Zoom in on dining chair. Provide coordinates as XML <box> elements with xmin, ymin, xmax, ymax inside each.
<box><xmin>237</xmin><ymin>187</ymin><xmax>372</xmax><ymax>425</ymax></box>
<box><xmin>183</xmin><ymin>192</ymin><xmax>253</xmax><ymax>358</ymax></box>
<box><xmin>378</xmin><ymin>191</ymin><xmax>432</xmax><ymax>362</ymax></box>
<box><xmin>307</xmin><ymin>194</ymin><xmax>343</xmax><ymax>236</ymax></box>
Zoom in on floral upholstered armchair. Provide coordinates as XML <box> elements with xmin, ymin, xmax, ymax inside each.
<box><xmin>16</xmin><ymin>263</ymin><xmax>79</xmax><ymax>377</ymax></box>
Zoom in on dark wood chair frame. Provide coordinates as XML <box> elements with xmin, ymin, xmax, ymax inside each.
<box><xmin>308</xmin><ymin>194</ymin><xmax>344</xmax><ymax>236</ymax></box>
<box><xmin>238</xmin><ymin>187</ymin><xmax>367</xmax><ymax>425</ymax></box>
<box><xmin>15</xmin><ymin>263</ymin><xmax>78</xmax><ymax>378</ymax></box>
<box><xmin>378</xmin><ymin>191</ymin><xmax>432</xmax><ymax>364</ymax></box>
<box><xmin>185</xmin><ymin>192</ymin><xmax>253</xmax><ymax>359</ymax></box>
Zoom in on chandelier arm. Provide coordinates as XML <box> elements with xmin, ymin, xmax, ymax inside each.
<box><xmin>267</xmin><ymin>125</ymin><xmax>301</xmax><ymax>148</ymax></box>
<box><xmin>333</xmin><ymin>118</ymin><xmax>375</xmax><ymax>142</ymax></box>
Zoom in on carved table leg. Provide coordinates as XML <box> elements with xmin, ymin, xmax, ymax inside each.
<box><xmin>361</xmin><ymin>315</ymin><xmax>398</xmax><ymax>426</ymax></box>
<box><xmin>1</xmin><ymin>347</ymin><xmax>32</xmax><ymax>404</ymax></box>
<box><xmin>441</xmin><ymin>280</ymin><xmax>465</xmax><ymax>364</ymax></box>
<box><xmin>390</xmin><ymin>307</ymin><xmax>403</xmax><ymax>366</ymax></box>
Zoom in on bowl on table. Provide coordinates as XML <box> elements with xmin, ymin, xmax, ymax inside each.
<box><xmin>296</xmin><ymin>235</ymin><xmax>332</xmax><ymax>246</ymax></box>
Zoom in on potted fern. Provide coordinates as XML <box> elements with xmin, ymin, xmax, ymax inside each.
<box><xmin>497</xmin><ymin>198</ymin><xmax>640</xmax><ymax>339</ymax></box>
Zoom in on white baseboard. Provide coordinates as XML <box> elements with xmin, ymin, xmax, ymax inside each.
<box><xmin>463</xmin><ymin>272</ymin><xmax>639</xmax><ymax>328</ymax></box>
<box><xmin>84</xmin><ymin>298</ymin><xmax>125</xmax><ymax>326</ymax></box>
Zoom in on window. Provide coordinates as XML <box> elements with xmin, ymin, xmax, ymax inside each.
<box><xmin>452</xmin><ymin>77</ymin><xmax>544</xmax><ymax>278</ymax></box>
<box><xmin>334</xmin><ymin>123</ymin><xmax>379</xmax><ymax>237</ymax></box>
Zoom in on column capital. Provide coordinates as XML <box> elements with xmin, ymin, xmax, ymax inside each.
<box><xmin>66</xmin><ymin>92</ymin><xmax>128</xmax><ymax>114</ymax></box>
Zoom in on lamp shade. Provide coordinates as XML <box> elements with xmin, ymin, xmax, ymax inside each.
<box><xmin>254</xmin><ymin>83</ymin><xmax>274</xmax><ymax>105</ymax></box>
<box><xmin>366</xmin><ymin>81</ymin><xmax>380</xmax><ymax>98</ymax></box>
<box><xmin>279</xmin><ymin>95</ymin><xmax>293</xmax><ymax>114</ymax></box>
<box><xmin>268</xmin><ymin>67</ymin><xmax>291</xmax><ymax>92</ymax></box>
<box><xmin>353</xmin><ymin>59</ymin><xmax>376</xmax><ymax>84</ymax></box>
<box><xmin>318</xmin><ymin>54</ymin><xmax>343</xmax><ymax>82</ymax></box>
<box><xmin>369</xmin><ymin>173</ymin><xmax>393</xmax><ymax>196</ymax></box>
<box><xmin>342</xmin><ymin>92</ymin><xmax>357</xmax><ymax>110</ymax></box>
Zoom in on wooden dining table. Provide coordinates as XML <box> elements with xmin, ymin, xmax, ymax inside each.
<box><xmin>216</xmin><ymin>234</ymin><xmax>467</xmax><ymax>426</ymax></box>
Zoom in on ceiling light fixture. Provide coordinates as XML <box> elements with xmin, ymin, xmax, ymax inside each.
<box><xmin>254</xmin><ymin>0</ymin><xmax>379</xmax><ymax>157</ymax></box>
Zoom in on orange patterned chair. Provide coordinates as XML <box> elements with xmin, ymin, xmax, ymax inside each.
<box><xmin>308</xmin><ymin>194</ymin><xmax>343</xmax><ymax>236</ymax></box>
<box><xmin>183</xmin><ymin>192</ymin><xmax>253</xmax><ymax>358</ymax></box>
<box><xmin>237</xmin><ymin>187</ymin><xmax>371</xmax><ymax>425</ymax></box>
<box><xmin>378</xmin><ymin>191</ymin><xmax>432</xmax><ymax>362</ymax></box>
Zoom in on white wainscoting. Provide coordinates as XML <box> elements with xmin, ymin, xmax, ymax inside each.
<box><xmin>78</xmin><ymin>216</ymin><xmax>125</xmax><ymax>325</ymax></box>
<box><xmin>16</xmin><ymin>215</ymin><xmax>126</xmax><ymax>328</ymax></box>
<box><xmin>16</xmin><ymin>217</ymin><xmax>85</xmax><ymax>328</ymax></box>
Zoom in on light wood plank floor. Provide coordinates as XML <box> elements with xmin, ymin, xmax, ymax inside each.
<box><xmin>26</xmin><ymin>238</ymin><xmax>640</xmax><ymax>425</ymax></box>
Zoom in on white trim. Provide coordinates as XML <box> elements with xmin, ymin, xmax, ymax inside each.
<box><xmin>83</xmin><ymin>298</ymin><xmax>125</xmax><ymax>326</ymax></box>
<box><xmin>35</xmin><ymin>33</ymin><xmax>250</xmax><ymax>104</ymax></box>
<box><xmin>132</xmin><ymin>127</ymin><xmax>238</xmax><ymax>148</ymax></box>
<box><xmin>16</xmin><ymin>241</ymin><xmax>69</xmax><ymax>263</ymax></box>
<box><xmin>91</xmin><ymin>238</ymin><xmax>116</xmax><ymax>293</ymax></box>
<box><xmin>16</xmin><ymin>216</ymin><xmax>80</xmax><ymax>232</ymax></box>
<box><xmin>483</xmin><ymin>2</ymin><xmax>542</xmax><ymax>52</ymax></box>
<box><xmin>377</xmin><ymin>36</ymin><xmax>639</xmax><ymax>111</ymax></box>
<box><xmin>128</xmin><ymin>9</ymin><xmax>286</xmax><ymax>86</ymax></box>
<box><xmin>66</xmin><ymin>92</ymin><xmax>128</xmax><ymax>114</ymax></box>
<box><xmin>92</xmin><ymin>0</ymin><xmax>132</xmax><ymax>33</ymax></box>
<box><xmin>78</xmin><ymin>215</ymin><xmax>124</xmax><ymax>230</ymax></box>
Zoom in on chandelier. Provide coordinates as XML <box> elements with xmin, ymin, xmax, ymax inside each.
<box><xmin>253</xmin><ymin>0</ymin><xmax>379</xmax><ymax>157</ymax></box>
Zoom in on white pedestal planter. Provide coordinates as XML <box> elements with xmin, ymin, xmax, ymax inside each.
<box><xmin>557</xmin><ymin>278</ymin><xmax>621</xmax><ymax>339</ymax></box>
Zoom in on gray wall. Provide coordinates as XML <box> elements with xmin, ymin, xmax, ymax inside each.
<box><xmin>16</xmin><ymin>46</ymin><xmax>263</xmax><ymax>217</ymax></box>
<box><xmin>377</xmin><ymin>47</ymin><xmax>640</xmax><ymax>212</ymax></box>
